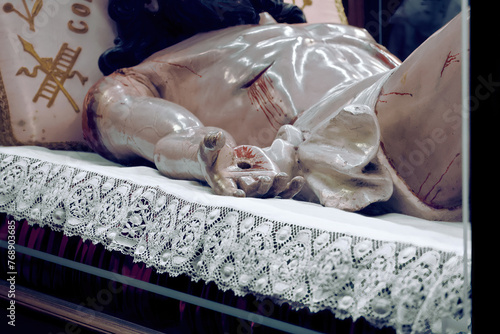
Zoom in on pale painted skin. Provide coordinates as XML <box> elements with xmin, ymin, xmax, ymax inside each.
<box><xmin>376</xmin><ymin>13</ymin><xmax>463</xmax><ymax>218</ymax></box>
<box><xmin>83</xmin><ymin>13</ymin><xmax>464</xmax><ymax>221</ymax></box>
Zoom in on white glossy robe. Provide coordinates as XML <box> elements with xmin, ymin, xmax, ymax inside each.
<box><xmin>83</xmin><ymin>13</ymin><xmax>464</xmax><ymax>221</ymax></box>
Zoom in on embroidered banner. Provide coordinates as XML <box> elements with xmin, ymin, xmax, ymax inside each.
<box><xmin>285</xmin><ymin>0</ymin><xmax>348</xmax><ymax>24</ymax></box>
<box><xmin>0</xmin><ymin>0</ymin><xmax>115</xmax><ymax>149</ymax></box>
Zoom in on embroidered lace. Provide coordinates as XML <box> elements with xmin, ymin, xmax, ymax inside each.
<box><xmin>0</xmin><ymin>149</ymin><xmax>470</xmax><ymax>333</ymax></box>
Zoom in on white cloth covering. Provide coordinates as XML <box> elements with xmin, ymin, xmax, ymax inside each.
<box><xmin>0</xmin><ymin>145</ymin><xmax>470</xmax><ymax>333</ymax></box>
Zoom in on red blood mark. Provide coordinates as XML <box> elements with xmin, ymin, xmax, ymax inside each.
<box><xmin>247</xmin><ymin>75</ymin><xmax>285</xmax><ymax>130</ymax></box>
<box><xmin>167</xmin><ymin>62</ymin><xmax>202</xmax><ymax>78</ymax></box>
<box><xmin>423</xmin><ymin>153</ymin><xmax>460</xmax><ymax>203</ymax></box>
<box><xmin>235</xmin><ymin>146</ymin><xmax>257</xmax><ymax>159</ymax></box>
<box><xmin>377</xmin><ymin>88</ymin><xmax>413</xmax><ymax>103</ymax></box>
<box><xmin>373</xmin><ymin>44</ymin><xmax>400</xmax><ymax>69</ymax></box>
<box><xmin>429</xmin><ymin>189</ymin><xmax>442</xmax><ymax>204</ymax></box>
<box><xmin>440</xmin><ymin>51</ymin><xmax>460</xmax><ymax>77</ymax></box>
<box><xmin>417</xmin><ymin>172</ymin><xmax>432</xmax><ymax>196</ymax></box>
<box><xmin>234</xmin><ymin>146</ymin><xmax>266</xmax><ymax>170</ymax></box>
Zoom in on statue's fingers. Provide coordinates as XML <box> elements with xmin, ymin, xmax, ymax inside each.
<box><xmin>232</xmin><ymin>188</ymin><xmax>246</xmax><ymax>198</ymax></box>
<box><xmin>212</xmin><ymin>176</ymin><xmax>245</xmax><ymax>198</ymax></box>
<box><xmin>199</xmin><ymin>131</ymin><xmax>226</xmax><ymax>167</ymax></box>
<box><xmin>203</xmin><ymin>131</ymin><xmax>226</xmax><ymax>151</ymax></box>
<box><xmin>268</xmin><ymin>172</ymin><xmax>289</xmax><ymax>196</ymax></box>
<box><xmin>256</xmin><ymin>175</ymin><xmax>273</xmax><ymax>196</ymax></box>
<box><xmin>278</xmin><ymin>176</ymin><xmax>305</xmax><ymax>199</ymax></box>
<box><xmin>237</xmin><ymin>176</ymin><xmax>259</xmax><ymax>195</ymax></box>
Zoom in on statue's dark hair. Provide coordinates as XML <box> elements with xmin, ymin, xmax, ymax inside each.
<box><xmin>98</xmin><ymin>0</ymin><xmax>306</xmax><ymax>75</ymax></box>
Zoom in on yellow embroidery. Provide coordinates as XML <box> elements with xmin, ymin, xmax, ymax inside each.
<box><xmin>301</xmin><ymin>0</ymin><xmax>312</xmax><ymax>10</ymax></box>
<box><xmin>3</xmin><ymin>0</ymin><xmax>43</xmax><ymax>32</ymax></box>
<box><xmin>334</xmin><ymin>0</ymin><xmax>348</xmax><ymax>25</ymax></box>
<box><xmin>16</xmin><ymin>36</ymin><xmax>88</xmax><ymax>113</ymax></box>
<box><xmin>289</xmin><ymin>0</ymin><xmax>313</xmax><ymax>11</ymax></box>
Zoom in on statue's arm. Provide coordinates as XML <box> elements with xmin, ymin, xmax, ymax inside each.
<box><xmin>83</xmin><ymin>69</ymin><xmax>304</xmax><ymax>198</ymax></box>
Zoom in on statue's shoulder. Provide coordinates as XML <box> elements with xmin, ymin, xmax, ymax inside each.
<box><xmin>302</xmin><ymin>22</ymin><xmax>377</xmax><ymax>43</ymax></box>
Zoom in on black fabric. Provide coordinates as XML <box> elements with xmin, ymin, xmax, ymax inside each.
<box><xmin>99</xmin><ymin>0</ymin><xmax>306</xmax><ymax>75</ymax></box>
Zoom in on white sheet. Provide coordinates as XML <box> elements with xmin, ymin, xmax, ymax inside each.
<box><xmin>0</xmin><ymin>145</ymin><xmax>470</xmax><ymax>333</ymax></box>
<box><xmin>0</xmin><ymin>145</ymin><xmax>467</xmax><ymax>251</ymax></box>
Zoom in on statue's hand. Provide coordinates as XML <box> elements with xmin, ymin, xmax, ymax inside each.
<box><xmin>198</xmin><ymin>131</ymin><xmax>304</xmax><ymax>199</ymax></box>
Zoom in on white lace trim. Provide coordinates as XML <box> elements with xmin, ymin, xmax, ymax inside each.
<box><xmin>0</xmin><ymin>150</ymin><xmax>470</xmax><ymax>333</ymax></box>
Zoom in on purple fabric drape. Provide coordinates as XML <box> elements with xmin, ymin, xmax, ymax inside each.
<box><xmin>346</xmin><ymin>0</ymin><xmax>365</xmax><ymax>28</ymax></box>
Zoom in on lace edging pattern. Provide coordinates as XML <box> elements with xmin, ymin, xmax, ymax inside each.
<box><xmin>0</xmin><ymin>152</ymin><xmax>470</xmax><ymax>333</ymax></box>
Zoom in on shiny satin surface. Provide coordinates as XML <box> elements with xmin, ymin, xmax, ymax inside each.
<box><xmin>131</xmin><ymin>19</ymin><xmax>399</xmax><ymax>146</ymax></box>
<box><xmin>83</xmin><ymin>13</ymin><xmax>463</xmax><ymax>221</ymax></box>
